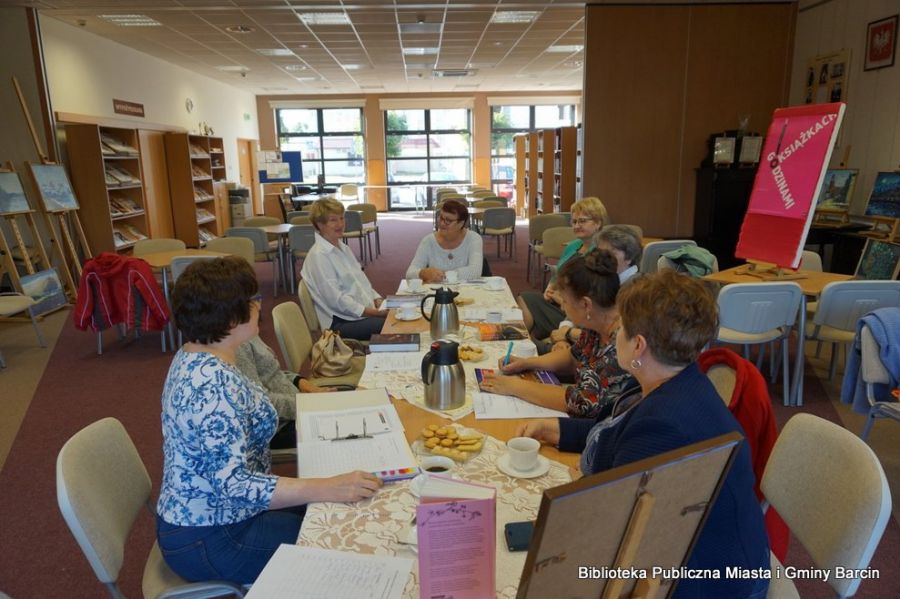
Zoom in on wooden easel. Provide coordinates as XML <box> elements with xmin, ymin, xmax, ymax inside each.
<box><xmin>734</xmin><ymin>259</ymin><xmax>807</xmax><ymax>281</ymax></box>
<box><xmin>0</xmin><ymin>162</ymin><xmax>56</xmax><ymax>295</ymax></box>
<box><xmin>601</xmin><ymin>492</ymin><xmax>661</xmax><ymax>599</ymax></box>
<box><xmin>13</xmin><ymin>76</ymin><xmax>90</xmax><ymax>299</ymax></box>
<box><xmin>864</xmin><ymin>216</ymin><xmax>899</xmax><ymax>241</ymax></box>
<box><xmin>813</xmin><ymin>207</ymin><xmax>850</xmax><ymax>226</ymax></box>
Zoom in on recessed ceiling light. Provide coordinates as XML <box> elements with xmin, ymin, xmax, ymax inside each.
<box><xmin>284</xmin><ymin>64</ymin><xmax>308</xmax><ymax>72</ymax></box>
<box><xmin>563</xmin><ymin>60</ymin><xmax>583</xmax><ymax>68</ymax></box>
<box><xmin>490</xmin><ymin>11</ymin><xmax>539</xmax><ymax>24</ymax></box>
<box><xmin>98</xmin><ymin>14</ymin><xmax>161</xmax><ymax>27</ymax></box>
<box><xmin>403</xmin><ymin>47</ymin><xmax>439</xmax><ymax>56</ymax></box>
<box><xmin>262</xmin><ymin>87</ymin><xmax>289</xmax><ymax>91</ymax></box>
<box><xmin>215</xmin><ymin>65</ymin><xmax>249</xmax><ymax>72</ymax></box>
<box><xmin>546</xmin><ymin>44</ymin><xmax>583</xmax><ymax>53</ymax></box>
<box><xmin>225</xmin><ymin>25</ymin><xmax>254</xmax><ymax>33</ymax></box>
<box><xmin>340</xmin><ymin>64</ymin><xmax>368</xmax><ymax>70</ymax></box>
<box><xmin>257</xmin><ymin>48</ymin><xmax>294</xmax><ymax>57</ymax></box>
<box><xmin>399</xmin><ymin>23</ymin><xmax>443</xmax><ymax>34</ymax></box>
<box><xmin>294</xmin><ymin>76</ymin><xmax>320</xmax><ymax>82</ymax></box>
<box><xmin>299</xmin><ymin>13</ymin><xmax>350</xmax><ymax>26</ymax></box>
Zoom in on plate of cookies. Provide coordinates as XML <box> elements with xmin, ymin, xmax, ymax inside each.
<box><xmin>458</xmin><ymin>344</ymin><xmax>486</xmax><ymax>362</ymax></box>
<box><xmin>415</xmin><ymin>424</ymin><xmax>484</xmax><ymax>462</ymax></box>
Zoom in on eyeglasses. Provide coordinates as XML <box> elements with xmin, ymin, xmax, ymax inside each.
<box><xmin>439</xmin><ymin>216</ymin><xmax>460</xmax><ymax>225</ymax></box>
<box><xmin>250</xmin><ymin>293</ymin><xmax>263</xmax><ymax>304</ymax></box>
<box><xmin>572</xmin><ymin>217</ymin><xmax>596</xmax><ymax>226</ymax></box>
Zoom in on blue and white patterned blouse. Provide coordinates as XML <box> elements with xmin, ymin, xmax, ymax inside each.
<box><xmin>157</xmin><ymin>350</ymin><xmax>278</xmax><ymax>526</ymax></box>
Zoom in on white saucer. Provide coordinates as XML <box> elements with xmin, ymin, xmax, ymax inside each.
<box><xmin>407</xmin><ymin>286</ymin><xmax>428</xmax><ymax>294</ymax></box>
<box><xmin>497</xmin><ymin>453</ymin><xmax>550</xmax><ymax>479</ymax></box>
<box><xmin>395</xmin><ymin>311</ymin><xmax>422</xmax><ymax>321</ymax></box>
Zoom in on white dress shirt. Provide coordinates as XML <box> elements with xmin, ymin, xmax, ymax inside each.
<box><xmin>300</xmin><ymin>232</ymin><xmax>381</xmax><ymax>329</ymax></box>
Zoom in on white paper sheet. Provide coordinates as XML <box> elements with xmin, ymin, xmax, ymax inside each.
<box><xmin>364</xmin><ymin>352</ymin><xmax>422</xmax><ymax>372</ymax></box>
<box><xmin>297</xmin><ymin>434</ymin><xmax>418</xmax><ymax>478</ymax></box>
<box><xmin>473</xmin><ymin>391</ymin><xmax>568</xmax><ymax>419</ymax></box>
<box><xmin>298</xmin><ymin>403</ymin><xmax>404</xmax><ymax>442</ymax></box>
<box><xmin>245</xmin><ymin>545</ymin><xmax>413</xmax><ymax>599</ymax></box>
<box><xmin>459</xmin><ymin>308</ymin><xmax>523</xmax><ymax>322</ymax></box>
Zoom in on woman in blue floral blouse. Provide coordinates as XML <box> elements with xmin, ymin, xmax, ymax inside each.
<box><xmin>156</xmin><ymin>257</ymin><xmax>382</xmax><ymax>584</ymax></box>
<box><xmin>479</xmin><ymin>249</ymin><xmax>638</xmax><ymax>418</ymax></box>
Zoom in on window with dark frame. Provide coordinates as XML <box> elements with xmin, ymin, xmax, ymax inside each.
<box><xmin>384</xmin><ymin>108</ymin><xmax>471</xmax><ymax>210</ymax></box>
<box><xmin>490</xmin><ymin>104</ymin><xmax>576</xmax><ymax>205</ymax></box>
<box><xmin>276</xmin><ymin>107</ymin><xmax>365</xmax><ymax>184</ymax></box>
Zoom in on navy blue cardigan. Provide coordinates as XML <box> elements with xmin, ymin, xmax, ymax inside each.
<box><xmin>558</xmin><ymin>362</ymin><xmax>770</xmax><ymax>598</ymax></box>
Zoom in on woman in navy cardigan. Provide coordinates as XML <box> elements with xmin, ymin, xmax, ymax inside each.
<box><xmin>517</xmin><ymin>271</ymin><xmax>770</xmax><ymax>598</ymax></box>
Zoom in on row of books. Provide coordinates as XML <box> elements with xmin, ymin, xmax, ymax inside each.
<box><xmin>198</xmin><ymin>227</ymin><xmax>217</xmax><ymax>243</ymax></box>
<box><xmin>104</xmin><ymin>165</ymin><xmax>141</xmax><ymax>187</ymax></box>
<box><xmin>100</xmin><ymin>133</ymin><xmax>138</xmax><ymax>156</ymax></box>
<box><xmin>112</xmin><ymin>224</ymin><xmax>147</xmax><ymax>248</ymax></box>
<box><xmin>193</xmin><ymin>185</ymin><xmax>213</xmax><ymax>201</ymax></box>
<box><xmin>196</xmin><ymin>208</ymin><xmax>215</xmax><ymax>223</ymax></box>
<box><xmin>109</xmin><ymin>194</ymin><xmax>142</xmax><ymax>217</ymax></box>
<box><xmin>189</xmin><ymin>143</ymin><xmax>209</xmax><ymax>158</ymax></box>
<box><xmin>367</xmin><ymin>322</ymin><xmax>528</xmax><ymax>353</ymax></box>
<box><xmin>191</xmin><ymin>165</ymin><xmax>211</xmax><ymax>179</ymax></box>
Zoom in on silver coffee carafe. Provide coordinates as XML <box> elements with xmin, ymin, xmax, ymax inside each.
<box><xmin>420</xmin><ymin>287</ymin><xmax>459</xmax><ymax>339</ymax></box>
<box><xmin>421</xmin><ymin>340</ymin><xmax>465</xmax><ymax>410</ymax></box>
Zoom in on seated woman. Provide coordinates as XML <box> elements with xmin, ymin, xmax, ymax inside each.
<box><xmin>301</xmin><ymin>198</ymin><xmax>387</xmax><ymax>340</ymax></box>
<box><xmin>157</xmin><ymin>257</ymin><xmax>382</xmax><ymax>584</ymax></box>
<box><xmin>479</xmin><ymin>249</ymin><xmax>638</xmax><ymax>418</ymax></box>
<box><xmin>405</xmin><ymin>199</ymin><xmax>484</xmax><ymax>283</ymax></box>
<box><xmin>517</xmin><ymin>197</ymin><xmax>608</xmax><ymax>343</ymax></box>
<box><xmin>547</xmin><ymin>224</ymin><xmax>643</xmax><ymax>354</ymax></box>
<box><xmin>516</xmin><ymin>271</ymin><xmax>770</xmax><ymax>598</ymax></box>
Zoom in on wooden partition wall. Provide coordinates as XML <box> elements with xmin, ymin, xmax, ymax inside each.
<box><xmin>581</xmin><ymin>3</ymin><xmax>796</xmax><ymax>237</ymax></box>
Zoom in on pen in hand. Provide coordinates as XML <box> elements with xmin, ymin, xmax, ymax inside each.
<box><xmin>503</xmin><ymin>341</ymin><xmax>514</xmax><ymax>368</ymax></box>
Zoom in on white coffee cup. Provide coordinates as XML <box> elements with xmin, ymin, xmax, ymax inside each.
<box><xmin>398</xmin><ymin>306</ymin><xmax>418</xmax><ymax>320</ymax></box>
<box><xmin>408</xmin><ymin>278</ymin><xmax>423</xmax><ymax>292</ymax></box>
<box><xmin>420</xmin><ymin>455</ymin><xmax>455</xmax><ymax>474</ymax></box>
<box><xmin>513</xmin><ymin>340</ymin><xmax>537</xmax><ymax>357</ymax></box>
<box><xmin>445</xmin><ymin>270</ymin><xmax>458</xmax><ymax>284</ymax></box>
<box><xmin>507</xmin><ymin>437</ymin><xmax>540</xmax><ymax>472</ymax></box>
<box><xmin>486</xmin><ymin>310</ymin><xmax>503</xmax><ymax>323</ymax></box>
<box><xmin>486</xmin><ymin>277</ymin><xmax>504</xmax><ymax>291</ymax></box>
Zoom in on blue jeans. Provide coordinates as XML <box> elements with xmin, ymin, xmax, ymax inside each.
<box><xmin>156</xmin><ymin>506</ymin><xmax>306</xmax><ymax>584</ymax></box>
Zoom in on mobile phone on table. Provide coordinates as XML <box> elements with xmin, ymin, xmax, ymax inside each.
<box><xmin>504</xmin><ymin>520</ymin><xmax>534</xmax><ymax>552</ymax></box>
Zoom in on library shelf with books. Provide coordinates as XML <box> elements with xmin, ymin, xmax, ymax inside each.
<box><xmin>65</xmin><ymin>123</ymin><xmax>151</xmax><ymax>253</ymax></box>
<box><xmin>552</xmin><ymin>126</ymin><xmax>577</xmax><ymax>213</ymax></box>
<box><xmin>164</xmin><ymin>133</ymin><xmax>225</xmax><ymax>247</ymax></box>
<box><xmin>535</xmin><ymin>129</ymin><xmax>556</xmax><ymax>214</ymax></box>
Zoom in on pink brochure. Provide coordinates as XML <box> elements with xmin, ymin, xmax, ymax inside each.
<box><xmin>416</xmin><ymin>475</ymin><xmax>496</xmax><ymax>599</ymax></box>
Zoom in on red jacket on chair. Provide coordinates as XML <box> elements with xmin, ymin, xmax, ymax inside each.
<box><xmin>698</xmin><ymin>347</ymin><xmax>789</xmax><ymax>561</ymax></box>
<box><xmin>73</xmin><ymin>252</ymin><xmax>170</xmax><ymax>332</ymax></box>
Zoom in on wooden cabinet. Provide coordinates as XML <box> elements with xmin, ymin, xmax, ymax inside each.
<box><xmin>693</xmin><ymin>166</ymin><xmax>757</xmax><ymax>269</ymax></box>
<box><xmin>65</xmin><ymin>124</ymin><xmax>151</xmax><ymax>254</ymax></box>
<box><xmin>164</xmin><ymin>133</ymin><xmax>224</xmax><ymax>247</ymax></box>
<box><xmin>553</xmin><ymin>126</ymin><xmax>577</xmax><ymax>212</ymax></box>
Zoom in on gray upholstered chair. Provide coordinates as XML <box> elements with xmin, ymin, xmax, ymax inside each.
<box><xmin>481</xmin><ymin>207</ymin><xmax>516</xmax><ymax>260</ymax></box>
<box><xmin>203</xmin><ymin>236</ymin><xmax>255</xmax><ymax>266</ymax></box>
<box><xmin>0</xmin><ymin>293</ymin><xmax>46</xmax><ymax>368</ymax></box>
<box><xmin>226</xmin><ymin>227</ymin><xmax>281</xmax><ymax>295</ymax></box>
<box><xmin>639</xmin><ymin>239</ymin><xmax>696</xmax><ymax>274</ymax></box>
<box><xmin>762</xmin><ymin>413</ymin><xmax>891</xmax><ymax>599</ymax></box>
<box><xmin>56</xmin><ymin>417</ymin><xmax>244</xmax><ymax>599</ymax></box>
<box><xmin>287</xmin><ymin>225</ymin><xmax>316</xmax><ymax>292</ymax></box>
<box><xmin>859</xmin><ymin>316</ymin><xmax>900</xmax><ymax>442</ymax></box>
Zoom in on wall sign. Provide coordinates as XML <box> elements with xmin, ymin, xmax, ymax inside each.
<box><xmin>112</xmin><ymin>99</ymin><xmax>145</xmax><ymax>117</ymax></box>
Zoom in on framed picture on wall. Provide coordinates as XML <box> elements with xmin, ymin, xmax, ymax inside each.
<box><xmin>856</xmin><ymin>239</ymin><xmax>900</xmax><ymax>280</ymax></box>
<box><xmin>864</xmin><ymin>14</ymin><xmax>898</xmax><ymax>71</ymax></box>
<box><xmin>712</xmin><ymin>137</ymin><xmax>735</xmax><ymax>165</ymax></box>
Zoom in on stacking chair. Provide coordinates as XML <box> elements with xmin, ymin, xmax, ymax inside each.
<box><xmin>859</xmin><ymin>320</ymin><xmax>900</xmax><ymax>442</ymax></box>
<box><xmin>132</xmin><ymin>238</ymin><xmax>186</xmax><ymax>257</ymax></box>
<box><xmin>297</xmin><ymin>279</ymin><xmax>321</xmax><ymax>337</ymax></box>
<box><xmin>170</xmin><ymin>255</ymin><xmax>221</xmax><ymax>346</ymax></box>
<box><xmin>287</xmin><ymin>225</ymin><xmax>316</xmax><ymax>292</ymax></box>
<box><xmin>470</xmin><ymin>189</ymin><xmax>496</xmax><ymax>199</ymax></box>
<box><xmin>527</xmin><ymin>214</ymin><xmax>568</xmax><ymax>282</ymax></box>
<box><xmin>339</xmin><ymin>184</ymin><xmax>358</xmax><ymax>206</ymax></box>
<box><xmin>537</xmin><ymin>226</ymin><xmax>576</xmax><ymax>288</ymax></box>
<box><xmin>762</xmin><ymin>413</ymin><xmax>892</xmax><ymax>599</ymax></box>
<box><xmin>242</xmin><ymin>215</ymin><xmax>281</xmax><ymax>243</ymax></box>
<box><xmin>799</xmin><ymin>249</ymin><xmax>823</xmax><ymax>272</ymax></box>
<box><xmin>808</xmin><ymin>280</ymin><xmax>900</xmax><ymax>381</ymax></box>
<box><xmin>57</xmin><ymin>417</ymin><xmax>244</xmax><ymax>599</ymax></box>
<box><xmin>341</xmin><ymin>210</ymin><xmax>368</xmax><ymax>265</ymax></box>
<box><xmin>472</xmin><ymin>199</ymin><xmax>505</xmax><ymax>208</ymax></box>
<box><xmin>226</xmin><ymin>227</ymin><xmax>281</xmax><ymax>296</ymax></box>
<box><xmin>347</xmin><ymin>203</ymin><xmax>380</xmax><ymax>258</ymax></box>
<box><xmin>481</xmin><ymin>207</ymin><xmax>516</xmax><ymax>260</ymax></box>
<box><xmin>203</xmin><ymin>236</ymin><xmax>255</xmax><ymax>265</ymax></box>
<box><xmin>289</xmin><ymin>215</ymin><xmax>311</xmax><ymax>225</ymax></box>
<box><xmin>657</xmin><ymin>253</ymin><xmax>719</xmax><ymax>274</ymax></box>
<box><xmin>271</xmin><ymin>302</ymin><xmax>363</xmax><ymax>387</ymax></box>
<box><xmin>0</xmin><ymin>293</ymin><xmax>46</xmax><ymax>369</ymax></box>
<box><xmin>715</xmin><ymin>282</ymin><xmax>803</xmax><ymax>405</ymax></box>
<box><xmin>639</xmin><ymin>239</ymin><xmax>696</xmax><ymax>274</ymax></box>
<box><xmin>286</xmin><ymin>210</ymin><xmax>309</xmax><ymax>222</ymax></box>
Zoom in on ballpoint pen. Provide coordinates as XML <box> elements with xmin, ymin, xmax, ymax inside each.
<box><xmin>503</xmin><ymin>341</ymin><xmax>514</xmax><ymax>367</ymax></box>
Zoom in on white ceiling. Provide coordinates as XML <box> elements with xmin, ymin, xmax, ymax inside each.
<box><xmin>30</xmin><ymin>1</ymin><xmax>594</xmax><ymax>95</ymax></box>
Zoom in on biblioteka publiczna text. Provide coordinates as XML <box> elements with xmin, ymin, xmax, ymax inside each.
<box><xmin>578</xmin><ymin>565</ymin><xmax>879</xmax><ymax>582</ymax></box>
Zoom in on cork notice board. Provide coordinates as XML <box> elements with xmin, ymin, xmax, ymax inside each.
<box><xmin>517</xmin><ymin>433</ymin><xmax>741</xmax><ymax>599</ymax></box>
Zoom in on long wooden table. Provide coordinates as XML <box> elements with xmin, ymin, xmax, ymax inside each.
<box><xmin>704</xmin><ymin>265</ymin><xmax>852</xmax><ymax>406</ymax></box>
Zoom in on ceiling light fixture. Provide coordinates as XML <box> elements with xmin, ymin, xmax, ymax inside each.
<box><xmin>256</xmin><ymin>48</ymin><xmax>294</xmax><ymax>56</ymax></box>
<box><xmin>98</xmin><ymin>14</ymin><xmax>161</xmax><ymax>27</ymax></box>
<box><xmin>215</xmin><ymin>65</ymin><xmax>249</xmax><ymax>72</ymax></box>
<box><xmin>545</xmin><ymin>44</ymin><xmax>584</xmax><ymax>53</ymax></box>
<box><xmin>403</xmin><ymin>47</ymin><xmax>438</xmax><ymax>55</ymax></box>
<box><xmin>340</xmin><ymin>64</ymin><xmax>368</xmax><ymax>70</ymax></box>
<box><xmin>490</xmin><ymin>11</ymin><xmax>539</xmax><ymax>24</ymax></box>
<box><xmin>284</xmin><ymin>64</ymin><xmax>308</xmax><ymax>72</ymax></box>
<box><xmin>225</xmin><ymin>25</ymin><xmax>254</xmax><ymax>33</ymax></box>
<box><xmin>299</xmin><ymin>12</ymin><xmax>350</xmax><ymax>26</ymax></box>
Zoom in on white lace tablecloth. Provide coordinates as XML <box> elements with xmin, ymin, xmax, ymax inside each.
<box><xmin>297</xmin><ymin>431</ymin><xmax>572</xmax><ymax>598</ymax></box>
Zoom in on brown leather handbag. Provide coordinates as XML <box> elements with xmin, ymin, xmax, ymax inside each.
<box><xmin>311</xmin><ymin>329</ymin><xmax>354</xmax><ymax>377</ymax></box>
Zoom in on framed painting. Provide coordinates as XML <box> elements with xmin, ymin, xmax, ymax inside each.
<box><xmin>815</xmin><ymin>168</ymin><xmax>858</xmax><ymax>210</ymax></box>
<box><xmin>0</xmin><ymin>171</ymin><xmax>31</xmax><ymax>215</ymax></box>
<box><xmin>856</xmin><ymin>239</ymin><xmax>900</xmax><ymax>280</ymax></box>
<box><xmin>864</xmin><ymin>15</ymin><xmax>898</xmax><ymax>71</ymax></box>
<box><xmin>27</xmin><ymin>164</ymin><xmax>80</xmax><ymax>212</ymax></box>
<box><xmin>864</xmin><ymin>171</ymin><xmax>900</xmax><ymax>218</ymax></box>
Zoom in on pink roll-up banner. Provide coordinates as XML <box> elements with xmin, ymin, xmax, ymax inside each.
<box><xmin>735</xmin><ymin>102</ymin><xmax>846</xmax><ymax>269</ymax></box>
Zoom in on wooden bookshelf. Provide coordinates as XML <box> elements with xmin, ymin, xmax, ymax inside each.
<box><xmin>514</xmin><ymin>133</ymin><xmax>528</xmax><ymax>216</ymax></box>
<box><xmin>208</xmin><ymin>136</ymin><xmax>228</xmax><ymax>182</ymax></box>
<box><xmin>522</xmin><ymin>132</ymin><xmax>539</xmax><ymax>217</ymax></box>
<box><xmin>535</xmin><ymin>129</ymin><xmax>556</xmax><ymax>214</ymax></box>
<box><xmin>575</xmin><ymin>123</ymin><xmax>584</xmax><ymax>203</ymax></box>
<box><xmin>65</xmin><ymin>124</ymin><xmax>151</xmax><ymax>253</ymax></box>
<box><xmin>553</xmin><ymin>126</ymin><xmax>577</xmax><ymax>212</ymax></box>
<box><xmin>164</xmin><ymin>133</ymin><xmax>221</xmax><ymax>247</ymax></box>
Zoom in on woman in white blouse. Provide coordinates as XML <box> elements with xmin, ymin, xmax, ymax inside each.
<box><xmin>405</xmin><ymin>199</ymin><xmax>484</xmax><ymax>283</ymax></box>
<box><xmin>301</xmin><ymin>199</ymin><xmax>387</xmax><ymax>340</ymax></box>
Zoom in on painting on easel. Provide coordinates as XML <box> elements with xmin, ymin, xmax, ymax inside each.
<box><xmin>20</xmin><ymin>268</ymin><xmax>68</xmax><ymax>315</ymax></box>
<box><xmin>28</xmin><ymin>164</ymin><xmax>80</xmax><ymax>212</ymax></box>
<box><xmin>856</xmin><ymin>239</ymin><xmax>900</xmax><ymax>281</ymax></box>
<box><xmin>0</xmin><ymin>171</ymin><xmax>31</xmax><ymax>215</ymax></box>
<box><xmin>815</xmin><ymin>169</ymin><xmax>857</xmax><ymax>211</ymax></box>
<box><xmin>864</xmin><ymin>172</ymin><xmax>900</xmax><ymax>218</ymax></box>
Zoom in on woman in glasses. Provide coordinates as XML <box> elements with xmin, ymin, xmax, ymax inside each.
<box><xmin>157</xmin><ymin>257</ymin><xmax>381</xmax><ymax>585</ymax></box>
<box><xmin>517</xmin><ymin>197</ymin><xmax>608</xmax><ymax>351</ymax></box>
<box><xmin>405</xmin><ymin>198</ymin><xmax>484</xmax><ymax>283</ymax></box>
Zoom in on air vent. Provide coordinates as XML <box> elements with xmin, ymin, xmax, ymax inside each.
<box><xmin>433</xmin><ymin>69</ymin><xmax>475</xmax><ymax>78</ymax></box>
